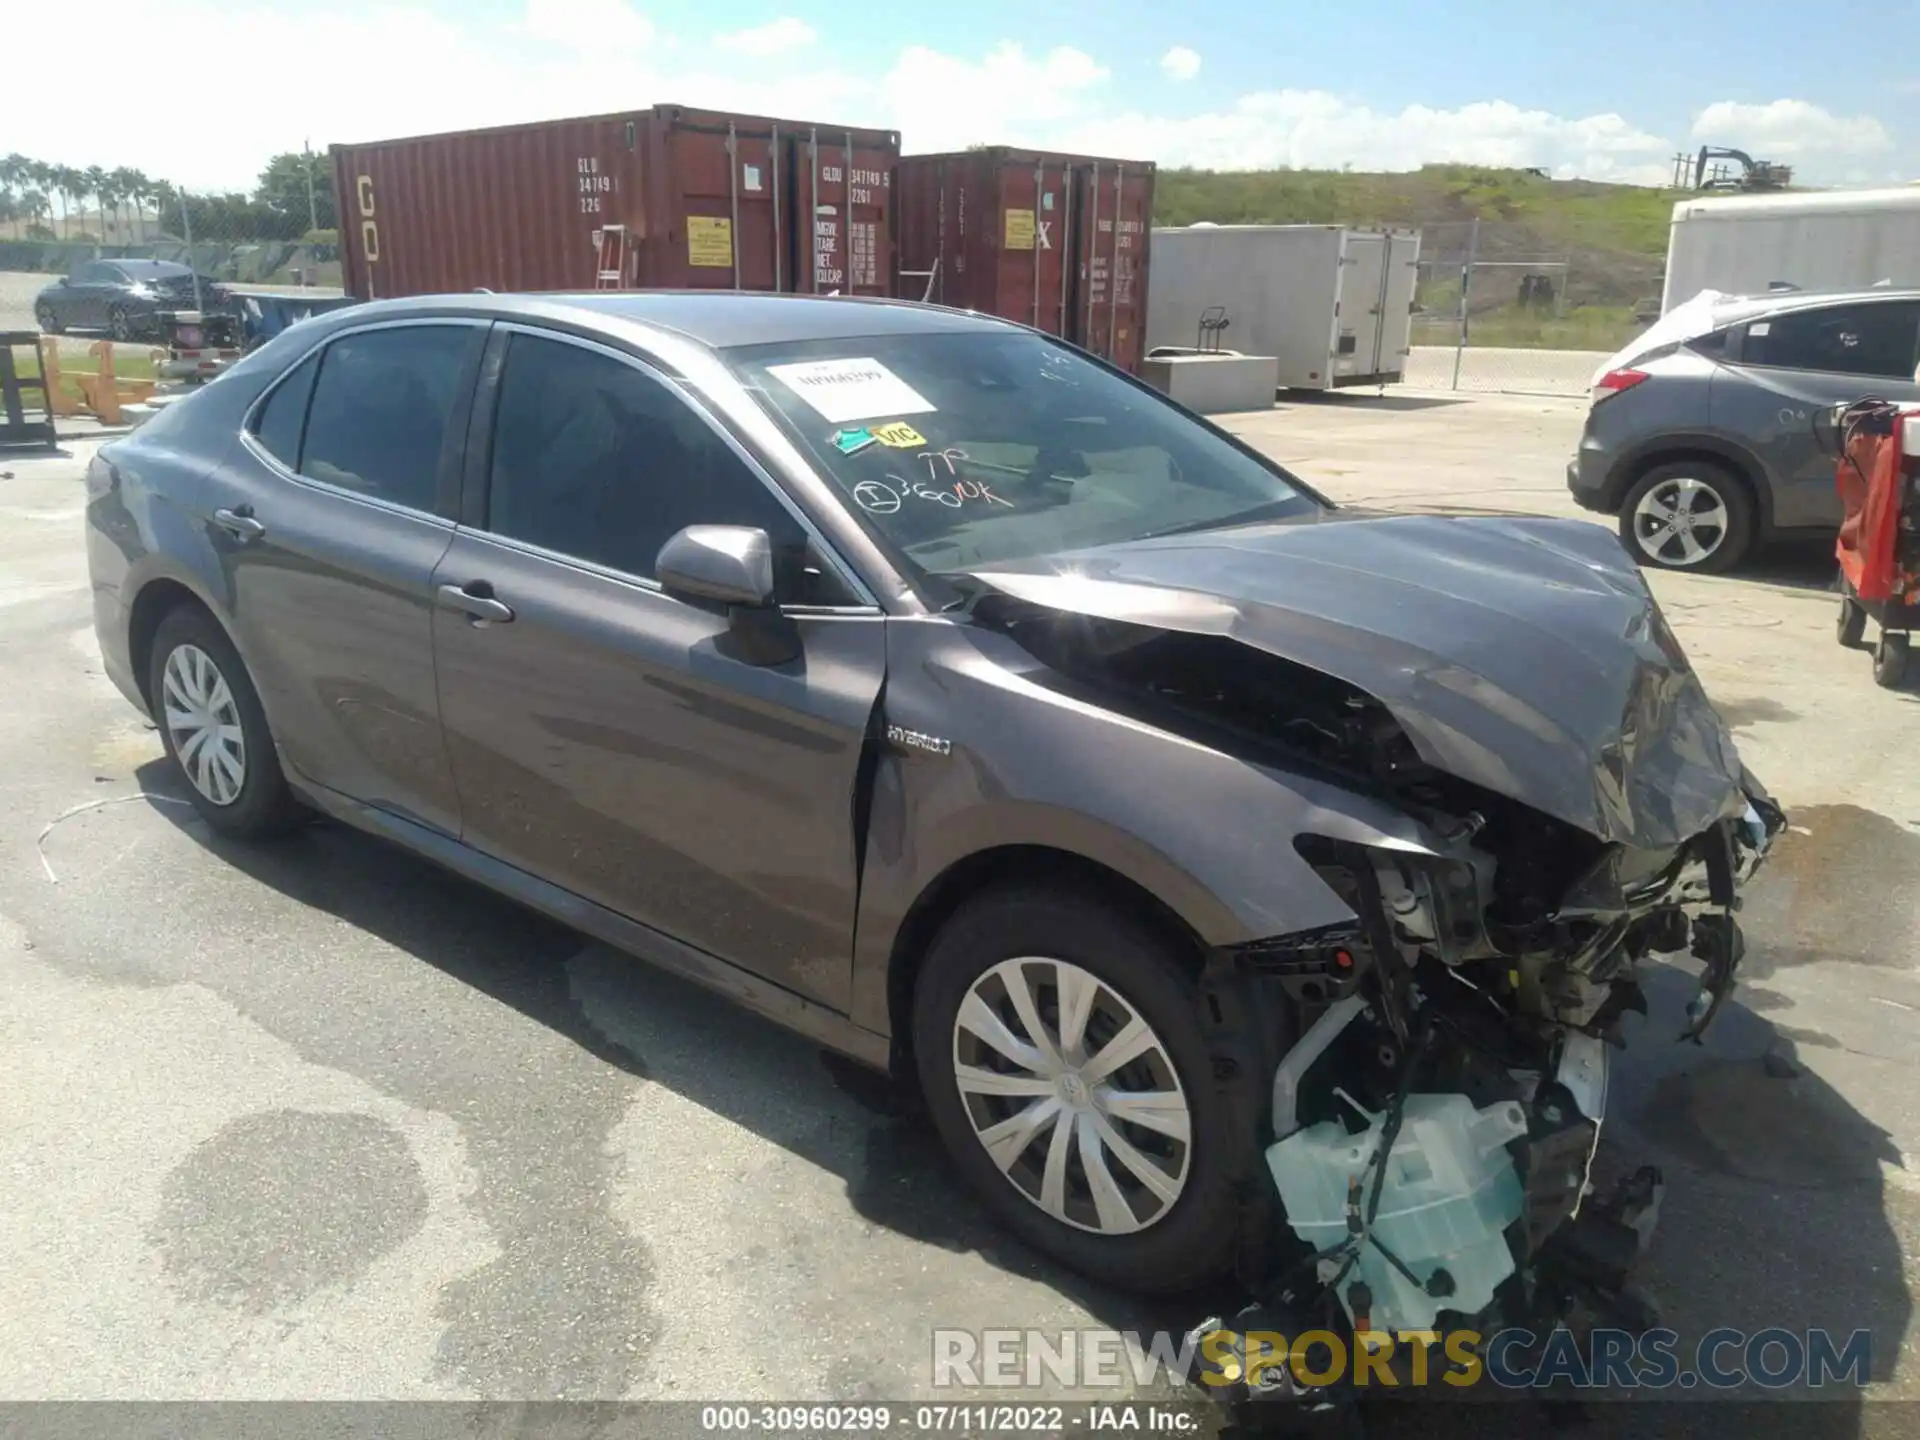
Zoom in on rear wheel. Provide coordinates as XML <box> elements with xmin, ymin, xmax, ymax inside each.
<box><xmin>147</xmin><ymin>605</ymin><xmax>306</xmax><ymax>839</ymax></box>
<box><xmin>1620</xmin><ymin>461</ymin><xmax>1755</xmax><ymax>573</ymax></box>
<box><xmin>1874</xmin><ymin>632</ymin><xmax>1909</xmax><ymax>689</ymax></box>
<box><xmin>911</xmin><ymin>886</ymin><xmax>1242</xmax><ymax>1293</ymax></box>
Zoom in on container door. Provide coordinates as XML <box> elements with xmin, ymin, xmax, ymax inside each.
<box><xmin>991</xmin><ymin>159</ymin><xmax>1071</xmax><ymax>335</ymax></box>
<box><xmin>1336</xmin><ymin>233</ymin><xmax>1388</xmax><ymax>383</ymax></box>
<box><xmin>1067</xmin><ymin>163</ymin><xmax>1150</xmax><ymax>370</ymax></box>
<box><xmin>795</xmin><ymin>130</ymin><xmax>894</xmax><ymax>296</ymax></box>
<box><xmin>1378</xmin><ymin>231</ymin><xmax>1422</xmax><ymax>379</ymax></box>
<box><xmin>647</xmin><ymin>114</ymin><xmax>781</xmax><ymax>291</ymax></box>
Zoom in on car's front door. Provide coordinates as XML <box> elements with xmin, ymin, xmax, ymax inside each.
<box><xmin>429</xmin><ymin>326</ymin><xmax>885</xmax><ymax>1008</ymax></box>
<box><xmin>65</xmin><ymin>262</ymin><xmax>114</xmax><ymax>328</ymax></box>
<box><xmin>1716</xmin><ymin>299</ymin><xmax>1920</xmax><ymax>530</ymax></box>
<box><xmin>205</xmin><ymin>319</ymin><xmax>488</xmax><ymax>835</ymax></box>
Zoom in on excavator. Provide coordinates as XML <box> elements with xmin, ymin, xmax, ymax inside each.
<box><xmin>1692</xmin><ymin>145</ymin><xmax>1795</xmax><ymax>192</ymax></box>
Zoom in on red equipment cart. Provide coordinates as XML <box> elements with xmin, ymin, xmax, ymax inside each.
<box><xmin>1832</xmin><ymin>399</ymin><xmax>1920</xmax><ymax>687</ymax></box>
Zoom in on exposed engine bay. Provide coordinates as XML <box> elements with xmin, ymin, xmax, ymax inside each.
<box><xmin>968</xmin><ymin>571</ymin><xmax>1784</xmax><ymax>1397</ymax></box>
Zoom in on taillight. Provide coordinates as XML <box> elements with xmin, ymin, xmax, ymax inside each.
<box><xmin>1591</xmin><ymin>368</ymin><xmax>1650</xmax><ymax>404</ymax></box>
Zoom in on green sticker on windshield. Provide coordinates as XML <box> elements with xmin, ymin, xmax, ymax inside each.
<box><xmin>832</xmin><ymin>427</ymin><xmax>878</xmax><ymax>455</ymax></box>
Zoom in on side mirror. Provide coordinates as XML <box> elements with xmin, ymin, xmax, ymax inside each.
<box><xmin>657</xmin><ymin>524</ymin><xmax>775</xmax><ymax>609</ymax></box>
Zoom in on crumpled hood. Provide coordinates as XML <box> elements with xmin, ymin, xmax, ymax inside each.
<box><xmin>971</xmin><ymin>512</ymin><xmax>1752</xmax><ymax>849</ymax></box>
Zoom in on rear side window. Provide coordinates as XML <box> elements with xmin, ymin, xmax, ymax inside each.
<box><xmin>1742</xmin><ymin>302</ymin><xmax>1920</xmax><ymax>379</ymax></box>
<box><xmin>485</xmin><ymin>332</ymin><xmax>827</xmax><ymax>592</ymax></box>
<box><xmin>249</xmin><ymin>353</ymin><xmax>320</xmax><ymax>468</ymax></box>
<box><xmin>299</xmin><ymin>326</ymin><xmax>472</xmax><ymax>511</ymax></box>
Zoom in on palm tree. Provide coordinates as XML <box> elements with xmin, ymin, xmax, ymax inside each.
<box><xmin>0</xmin><ymin>154</ymin><xmax>25</xmax><ymax>235</ymax></box>
<box><xmin>22</xmin><ymin>189</ymin><xmax>50</xmax><ymax>238</ymax></box>
<box><xmin>112</xmin><ymin>168</ymin><xmax>143</xmax><ymax>243</ymax></box>
<box><xmin>129</xmin><ymin>170</ymin><xmax>154</xmax><ymax>242</ymax></box>
<box><xmin>81</xmin><ymin>165</ymin><xmax>107</xmax><ymax>242</ymax></box>
<box><xmin>48</xmin><ymin>165</ymin><xmax>82</xmax><ymax>239</ymax></box>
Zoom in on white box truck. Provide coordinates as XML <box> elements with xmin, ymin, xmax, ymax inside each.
<box><xmin>1145</xmin><ymin>224</ymin><xmax>1422</xmax><ymax>391</ymax></box>
<box><xmin>1662</xmin><ymin>186</ymin><xmax>1920</xmax><ymax>313</ymax></box>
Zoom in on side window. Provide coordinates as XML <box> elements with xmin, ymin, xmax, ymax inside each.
<box><xmin>71</xmin><ymin>262</ymin><xmax>106</xmax><ymax>283</ymax></box>
<box><xmin>300</xmin><ymin>326</ymin><xmax>472</xmax><ymax>512</ymax></box>
<box><xmin>1742</xmin><ymin>303</ymin><xmax>1920</xmax><ymax>380</ymax></box>
<box><xmin>486</xmin><ymin>332</ymin><xmax>845</xmax><ymax>600</ymax></box>
<box><xmin>248</xmin><ymin>352</ymin><xmax>321</xmax><ymax>468</ymax></box>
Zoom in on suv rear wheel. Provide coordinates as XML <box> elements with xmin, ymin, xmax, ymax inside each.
<box><xmin>912</xmin><ymin>886</ymin><xmax>1241</xmax><ymax>1293</ymax></box>
<box><xmin>1620</xmin><ymin>460</ymin><xmax>1755</xmax><ymax>573</ymax></box>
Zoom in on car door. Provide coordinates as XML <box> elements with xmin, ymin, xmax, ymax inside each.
<box><xmin>430</xmin><ymin>324</ymin><xmax>885</xmax><ymax>1009</ymax></box>
<box><xmin>64</xmin><ymin>262</ymin><xmax>112</xmax><ymax>328</ymax></box>
<box><xmin>204</xmin><ymin>319</ymin><xmax>488</xmax><ymax>836</ymax></box>
<box><xmin>1715</xmin><ymin>298</ymin><xmax>1920</xmax><ymax>530</ymax></box>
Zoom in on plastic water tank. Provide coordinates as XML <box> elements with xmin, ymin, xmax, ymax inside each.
<box><xmin>1266</xmin><ymin>1094</ymin><xmax>1529</xmax><ymax>1332</ymax></box>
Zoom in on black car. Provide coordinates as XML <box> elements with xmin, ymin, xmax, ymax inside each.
<box><xmin>34</xmin><ymin>259</ymin><xmax>228</xmax><ymax>342</ymax></box>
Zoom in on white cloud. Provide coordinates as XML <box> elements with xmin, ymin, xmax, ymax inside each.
<box><xmin>715</xmin><ymin>17</ymin><xmax>817</xmax><ymax>56</ymax></box>
<box><xmin>880</xmin><ymin>43</ymin><xmax>1111</xmax><ymax>153</ymax></box>
<box><xmin>1160</xmin><ymin>46</ymin><xmax>1201</xmax><ymax>82</ymax></box>
<box><xmin>1051</xmin><ymin>94</ymin><xmax>1677</xmax><ymax>184</ymax></box>
<box><xmin>1691</xmin><ymin>99</ymin><xmax>1893</xmax><ymax>161</ymax></box>
<box><xmin>524</xmin><ymin>0</ymin><xmax>655</xmax><ymax>53</ymax></box>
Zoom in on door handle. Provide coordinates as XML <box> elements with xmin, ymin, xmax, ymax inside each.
<box><xmin>436</xmin><ymin>582</ymin><xmax>515</xmax><ymax>626</ymax></box>
<box><xmin>211</xmin><ymin>506</ymin><xmax>266</xmax><ymax>542</ymax></box>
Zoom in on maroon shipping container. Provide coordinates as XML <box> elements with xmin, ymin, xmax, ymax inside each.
<box><xmin>332</xmin><ymin>105</ymin><xmax>899</xmax><ymax>301</ymax></box>
<box><xmin>895</xmin><ymin>148</ymin><xmax>1155</xmax><ymax>372</ymax></box>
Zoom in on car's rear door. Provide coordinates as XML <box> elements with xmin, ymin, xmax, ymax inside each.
<box><xmin>67</xmin><ymin>262</ymin><xmax>114</xmax><ymax>328</ymax></box>
<box><xmin>206</xmin><ymin>318</ymin><xmax>488</xmax><ymax>835</ymax></box>
<box><xmin>429</xmin><ymin>324</ymin><xmax>885</xmax><ymax>1009</ymax></box>
<box><xmin>1716</xmin><ymin>298</ymin><xmax>1920</xmax><ymax>530</ymax></box>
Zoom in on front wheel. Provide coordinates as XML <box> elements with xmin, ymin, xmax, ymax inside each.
<box><xmin>147</xmin><ymin>605</ymin><xmax>306</xmax><ymax>838</ymax></box>
<box><xmin>911</xmin><ymin>886</ymin><xmax>1243</xmax><ymax>1293</ymax></box>
<box><xmin>35</xmin><ymin>303</ymin><xmax>63</xmax><ymax>336</ymax></box>
<box><xmin>1619</xmin><ymin>461</ymin><xmax>1756</xmax><ymax>573</ymax></box>
<box><xmin>108</xmin><ymin>305</ymin><xmax>135</xmax><ymax>342</ymax></box>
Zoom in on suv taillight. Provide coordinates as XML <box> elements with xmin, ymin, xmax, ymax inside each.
<box><xmin>1591</xmin><ymin>368</ymin><xmax>1650</xmax><ymax>404</ymax></box>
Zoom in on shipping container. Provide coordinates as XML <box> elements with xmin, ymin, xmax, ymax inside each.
<box><xmin>895</xmin><ymin>148</ymin><xmax>1155</xmax><ymax>372</ymax></box>
<box><xmin>1145</xmin><ymin>224</ymin><xmax>1421</xmax><ymax>391</ymax></box>
<box><xmin>1662</xmin><ymin>186</ymin><xmax>1920</xmax><ymax>313</ymax></box>
<box><xmin>332</xmin><ymin>105</ymin><xmax>899</xmax><ymax>301</ymax></box>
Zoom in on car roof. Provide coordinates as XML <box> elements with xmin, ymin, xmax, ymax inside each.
<box><xmin>1713</xmin><ymin>285</ymin><xmax>1920</xmax><ymax>324</ymax></box>
<box><xmin>113</xmin><ymin>260</ymin><xmax>191</xmax><ymax>275</ymax></box>
<box><xmin>332</xmin><ymin>290</ymin><xmax>1018</xmax><ymax>351</ymax></box>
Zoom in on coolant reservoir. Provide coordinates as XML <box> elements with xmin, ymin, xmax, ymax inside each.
<box><xmin>1266</xmin><ymin>1094</ymin><xmax>1529</xmax><ymax>1333</ymax></box>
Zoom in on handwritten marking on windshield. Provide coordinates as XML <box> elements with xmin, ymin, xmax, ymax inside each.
<box><xmin>852</xmin><ymin>480</ymin><xmax>901</xmax><ymax>514</ymax></box>
<box><xmin>850</xmin><ymin>471</ymin><xmax>1011</xmax><ymax>514</ymax></box>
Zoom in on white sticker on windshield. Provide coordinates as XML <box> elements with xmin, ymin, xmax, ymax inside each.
<box><xmin>767</xmin><ymin>358</ymin><xmax>936</xmax><ymax>424</ymax></box>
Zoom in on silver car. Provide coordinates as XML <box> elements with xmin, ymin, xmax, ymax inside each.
<box><xmin>1569</xmin><ymin>287</ymin><xmax>1920</xmax><ymax>571</ymax></box>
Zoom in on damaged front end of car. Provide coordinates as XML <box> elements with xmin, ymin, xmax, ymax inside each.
<box><xmin>964</xmin><ymin>513</ymin><xmax>1786</xmax><ymax>1402</ymax></box>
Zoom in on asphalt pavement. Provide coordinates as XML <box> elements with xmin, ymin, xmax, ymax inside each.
<box><xmin>1</xmin><ymin>392</ymin><xmax>1916</xmax><ymax>1437</ymax></box>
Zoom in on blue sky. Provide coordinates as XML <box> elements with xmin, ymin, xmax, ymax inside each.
<box><xmin>15</xmin><ymin>0</ymin><xmax>1914</xmax><ymax>191</ymax></box>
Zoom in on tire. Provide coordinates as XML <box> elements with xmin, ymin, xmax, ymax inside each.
<box><xmin>1838</xmin><ymin>595</ymin><xmax>1867</xmax><ymax>648</ymax></box>
<box><xmin>34</xmin><ymin>303</ymin><xmax>63</xmax><ymax>336</ymax></box>
<box><xmin>911</xmin><ymin>885</ymin><xmax>1242</xmax><ymax>1294</ymax></box>
<box><xmin>108</xmin><ymin>305</ymin><xmax>134</xmax><ymax>343</ymax></box>
<box><xmin>147</xmin><ymin>605</ymin><xmax>306</xmax><ymax>839</ymax></box>
<box><xmin>1874</xmin><ymin>632</ymin><xmax>1909</xmax><ymax>689</ymax></box>
<box><xmin>1618</xmin><ymin>461</ymin><xmax>1756</xmax><ymax>573</ymax></box>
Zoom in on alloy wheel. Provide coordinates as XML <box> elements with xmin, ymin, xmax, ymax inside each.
<box><xmin>950</xmin><ymin>956</ymin><xmax>1192</xmax><ymax>1235</ymax></box>
<box><xmin>162</xmin><ymin>643</ymin><xmax>247</xmax><ymax>806</ymax></box>
<box><xmin>109</xmin><ymin>306</ymin><xmax>134</xmax><ymax>342</ymax></box>
<box><xmin>1631</xmin><ymin>476</ymin><xmax>1728</xmax><ymax>567</ymax></box>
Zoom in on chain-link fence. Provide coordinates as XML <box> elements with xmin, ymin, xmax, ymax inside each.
<box><xmin>1406</xmin><ymin>218</ymin><xmax>1664</xmax><ymax>397</ymax></box>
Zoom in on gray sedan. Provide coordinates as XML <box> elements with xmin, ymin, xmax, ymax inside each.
<box><xmin>85</xmin><ymin>290</ymin><xmax>1776</xmax><ymax>1329</ymax></box>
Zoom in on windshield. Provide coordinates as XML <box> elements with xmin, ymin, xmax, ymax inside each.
<box><xmin>726</xmin><ymin>329</ymin><xmax>1319</xmax><ymax>579</ymax></box>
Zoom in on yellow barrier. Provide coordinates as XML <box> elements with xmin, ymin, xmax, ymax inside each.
<box><xmin>35</xmin><ymin>338</ymin><xmax>160</xmax><ymax>425</ymax></box>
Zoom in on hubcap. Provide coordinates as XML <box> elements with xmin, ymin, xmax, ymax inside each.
<box><xmin>951</xmin><ymin>957</ymin><xmax>1191</xmax><ymax>1236</ymax></box>
<box><xmin>162</xmin><ymin>644</ymin><xmax>247</xmax><ymax>806</ymax></box>
<box><xmin>1632</xmin><ymin>476</ymin><xmax>1728</xmax><ymax>566</ymax></box>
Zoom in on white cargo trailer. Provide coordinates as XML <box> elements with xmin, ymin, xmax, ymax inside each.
<box><xmin>1145</xmin><ymin>224</ymin><xmax>1422</xmax><ymax>391</ymax></box>
<box><xmin>1662</xmin><ymin>187</ymin><xmax>1920</xmax><ymax>313</ymax></box>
